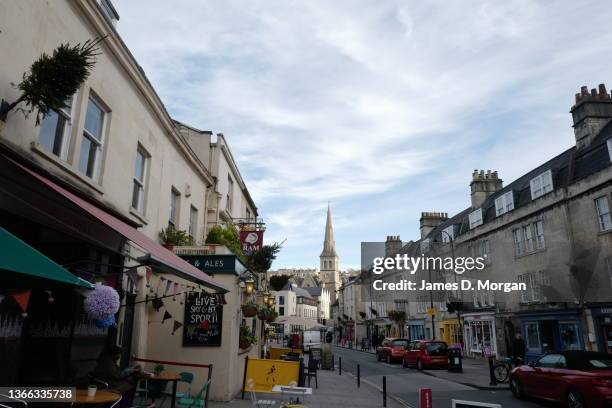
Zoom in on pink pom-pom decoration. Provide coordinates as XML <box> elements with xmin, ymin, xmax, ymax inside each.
<box><xmin>84</xmin><ymin>283</ymin><xmax>120</xmax><ymax>321</ymax></box>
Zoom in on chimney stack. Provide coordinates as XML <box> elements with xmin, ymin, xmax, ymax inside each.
<box><xmin>470</xmin><ymin>169</ymin><xmax>503</xmax><ymax>208</ymax></box>
<box><xmin>419</xmin><ymin>212</ymin><xmax>448</xmax><ymax>240</ymax></box>
<box><xmin>384</xmin><ymin>235</ymin><xmax>402</xmax><ymax>257</ymax></box>
<box><xmin>571</xmin><ymin>83</ymin><xmax>612</xmax><ymax>149</ymax></box>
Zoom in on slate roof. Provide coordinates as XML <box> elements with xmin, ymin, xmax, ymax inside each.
<box><xmin>305</xmin><ymin>287</ymin><xmax>323</xmax><ymax>297</ymax></box>
<box><xmin>425</xmin><ymin>120</ymin><xmax>612</xmax><ymax>243</ymax></box>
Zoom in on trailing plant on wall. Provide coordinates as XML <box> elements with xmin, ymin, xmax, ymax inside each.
<box><xmin>0</xmin><ymin>39</ymin><xmax>102</xmax><ymax>124</ymax></box>
<box><xmin>239</xmin><ymin>325</ymin><xmax>257</xmax><ymax>349</ymax></box>
<box><xmin>205</xmin><ymin>224</ymin><xmax>243</xmax><ymax>258</ymax></box>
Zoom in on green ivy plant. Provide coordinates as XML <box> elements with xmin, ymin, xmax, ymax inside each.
<box><xmin>0</xmin><ymin>38</ymin><xmax>102</xmax><ymax>124</ymax></box>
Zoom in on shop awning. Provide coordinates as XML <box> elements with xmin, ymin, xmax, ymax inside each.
<box><xmin>8</xmin><ymin>157</ymin><xmax>229</xmax><ymax>293</ymax></box>
<box><xmin>0</xmin><ymin>226</ymin><xmax>93</xmax><ymax>288</ymax></box>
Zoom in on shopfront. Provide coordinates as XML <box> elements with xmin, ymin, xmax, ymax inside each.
<box><xmin>406</xmin><ymin>319</ymin><xmax>425</xmax><ymax>340</ymax></box>
<box><xmin>590</xmin><ymin>305</ymin><xmax>612</xmax><ymax>354</ymax></box>
<box><xmin>517</xmin><ymin>309</ymin><xmax>584</xmax><ymax>362</ymax></box>
<box><xmin>463</xmin><ymin>312</ymin><xmax>497</xmax><ymax>358</ymax></box>
<box><xmin>439</xmin><ymin>318</ymin><xmax>462</xmax><ymax>346</ymax></box>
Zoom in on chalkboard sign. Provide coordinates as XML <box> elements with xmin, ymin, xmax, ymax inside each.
<box><xmin>183</xmin><ymin>293</ymin><xmax>223</xmax><ymax>347</ymax></box>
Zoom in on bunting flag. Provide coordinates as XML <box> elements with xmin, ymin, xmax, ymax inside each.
<box><xmin>164</xmin><ymin>280</ymin><xmax>172</xmax><ymax>296</ymax></box>
<box><xmin>172</xmin><ymin>320</ymin><xmax>183</xmax><ymax>335</ymax></box>
<box><xmin>145</xmin><ymin>267</ymin><xmax>153</xmax><ymax>287</ymax></box>
<box><xmin>172</xmin><ymin>282</ymin><xmax>178</xmax><ymax>300</ymax></box>
<box><xmin>162</xmin><ymin>310</ymin><xmax>172</xmax><ymax>323</ymax></box>
<box><xmin>13</xmin><ymin>291</ymin><xmax>31</xmax><ymax>314</ymax></box>
<box><xmin>155</xmin><ymin>277</ymin><xmax>165</xmax><ymax>295</ymax></box>
<box><xmin>152</xmin><ymin>297</ymin><xmax>164</xmax><ymax>312</ymax></box>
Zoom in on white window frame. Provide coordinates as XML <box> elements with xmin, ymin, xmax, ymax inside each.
<box><xmin>513</xmin><ymin>228</ymin><xmax>524</xmax><ymax>256</ymax></box>
<box><xmin>608</xmin><ymin>138</ymin><xmax>612</xmax><ymax>162</ymax></box>
<box><xmin>38</xmin><ymin>94</ymin><xmax>77</xmax><ymax>160</ymax></box>
<box><xmin>131</xmin><ymin>145</ymin><xmax>148</xmax><ymax>213</ymax></box>
<box><xmin>442</xmin><ymin>225</ymin><xmax>454</xmax><ymax>243</ymax></box>
<box><xmin>79</xmin><ymin>96</ymin><xmax>107</xmax><ymax>180</ymax></box>
<box><xmin>595</xmin><ymin>196</ymin><xmax>612</xmax><ymax>232</ymax></box>
<box><xmin>530</xmin><ymin>169</ymin><xmax>553</xmax><ymax>200</ymax></box>
<box><xmin>469</xmin><ymin>208</ymin><xmax>483</xmax><ymax>229</ymax></box>
<box><xmin>188</xmin><ymin>205</ymin><xmax>198</xmax><ymax>241</ymax></box>
<box><xmin>226</xmin><ymin>175</ymin><xmax>234</xmax><ymax>213</ymax></box>
<box><xmin>534</xmin><ymin>220</ymin><xmax>545</xmax><ymax>249</ymax></box>
<box><xmin>495</xmin><ymin>191</ymin><xmax>514</xmax><ymax>216</ymax></box>
<box><xmin>523</xmin><ymin>224</ymin><xmax>534</xmax><ymax>252</ymax></box>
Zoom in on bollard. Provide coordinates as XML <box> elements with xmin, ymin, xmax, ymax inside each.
<box><xmin>383</xmin><ymin>375</ymin><xmax>387</xmax><ymax>407</ymax></box>
<box><xmin>357</xmin><ymin>364</ymin><xmax>360</xmax><ymax>388</ymax></box>
<box><xmin>339</xmin><ymin>356</ymin><xmax>342</xmax><ymax>375</ymax></box>
<box><xmin>488</xmin><ymin>356</ymin><xmax>497</xmax><ymax>386</ymax></box>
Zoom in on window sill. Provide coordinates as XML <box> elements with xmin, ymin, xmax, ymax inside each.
<box><xmin>514</xmin><ymin>247</ymin><xmax>546</xmax><ymax>259</ymax></box>
<box><xmin>31</xmin><ymin>142</ymin><xmax>105</xmax><ymax>195</ymax></box>
<box><xmin>598</xmin><ymin>229</ymin><xmax>612</xmax><ymax>236</ymax></box>
<box><xmin>129</xmin><ymin>208</ymin><xmax>149</xmax><ymax>225</ymax></box>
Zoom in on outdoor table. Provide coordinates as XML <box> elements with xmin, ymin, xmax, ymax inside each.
<box><xmin>139</xmin><ymin>371</ymin><xmax>181</xmax><ymax>408</ymax></box>
<box><xmin>272</xmin><ymin>385</ymin><xmax>312</xmax><ymax>404</ymax></box>
<box><xmin>72</xmin><ymin>389</ymin><xmax>122</xmax><ymax>406</ymax></box>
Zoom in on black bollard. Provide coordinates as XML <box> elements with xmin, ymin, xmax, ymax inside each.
<box><xmin>383</xmin><ymin>375</ymin><xmax>387</xmax><ymax>407</ymax></box>
<box><xmin>488</xmin><ymin>356</ymin><xmax>497</xmax><ymax>386</ymax></box>
<box><xmin>357</xmin><ymin>364</ymin><xmax>360</xmax><ymax>388</ymax></box>
<box><xmin>339</xmin><ymin>356</ymin><xmax>342</xmax><ymax>375</ymax></box>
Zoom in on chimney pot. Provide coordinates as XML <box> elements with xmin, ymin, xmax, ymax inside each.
<box><xmin>581</xmin><ymin>86</ymin><xmax>589</xmax><ymax>96</ymax></box>
<box><xmin>591</xmin><ymin>88</ymin><xmax>598</xmax><ymax>97</ymax></box>
<box><xmin>599</xmin><ymin>84</ymin><xmax>607</xmax><ymax>96</ymax></box>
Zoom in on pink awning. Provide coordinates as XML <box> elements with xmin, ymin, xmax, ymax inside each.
<box><xmin>8</xmin><ymin>156</ymin><xmax>229</xmax><ymax>293</ymax></box>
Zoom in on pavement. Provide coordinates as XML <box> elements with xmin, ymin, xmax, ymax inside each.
<box><xmin>334</xmin><ymin>344</ymin><xmax>509</xmax><ymax>390</ymax></box>
<box><xmin>207</xmin><ymin>367</ymin><xmax>405</xmax><ymax>408</ymax></box>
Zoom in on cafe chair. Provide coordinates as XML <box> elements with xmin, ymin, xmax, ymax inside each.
<box><xmin>163</xmin><ymin>371</ymin><xmax>194</xmax><ymax>401</ymax></box>
<box><xmin>177</xmin><ymin>379</ymin><xmax>210</xmax><ymax>407</ymax></box>
<box><xmin>304</xmin><ymin>358</ymin><xmax>319</xmax><ymax>389</ymax></box>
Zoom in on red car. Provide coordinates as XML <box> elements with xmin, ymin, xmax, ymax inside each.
<box><xmin>402</xmin><ymin>340</ymin><xmax>448</xmax><ymax>370</ymax></box>
<box><xmin>510</xmin><ymin>351</ymin><xmax>612</xmax><ymax>408</ymax></box>
<box><xmin>376</xmin><ymin>338</ymin><xmax>409</xmax><ymax>363</ymax></box>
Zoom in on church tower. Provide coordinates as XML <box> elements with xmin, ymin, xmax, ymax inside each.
<box><xmin>320</xmin><ymin>203</ymin><xmax>340</xmax><ymax>303</ymax></box>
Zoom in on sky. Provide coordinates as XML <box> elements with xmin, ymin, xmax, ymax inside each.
<box><xmin>114</xmin><ymin>0</ymin><xmax>612</xmax><ymax>270</ymax></box>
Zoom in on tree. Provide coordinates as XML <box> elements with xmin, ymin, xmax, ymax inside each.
<box><xmin>1</xmin><ymin>39</ymin><xmax>102</xmax><ymax>124</ymax></box>
<box><xmin>269</xmin><ymin>274</ymin><xmax>291</xmax><ymax>291</ymax></box>
<box><xmin>243</xmin><ymin>242</ymin><xmax>283</xmax><ymax>274</ymax></box>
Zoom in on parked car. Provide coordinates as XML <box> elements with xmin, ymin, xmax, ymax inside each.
<box><xmin>376</xmin><ymin>338</ymin><xmax>409</xmax><ymax>363</ymax></box>
<box><xmin>402</xmin><ymin>340</ymin><xmax>448</xmax><ymax>370</ymax></box>
<box><xmin>510</xmin><ymin>351</ymin><xmax>612</xmax><ymax>408</ymax></box>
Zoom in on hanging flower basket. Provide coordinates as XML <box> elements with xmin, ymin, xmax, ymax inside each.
<box><xmin>84</xmin><ymin>283</ymin><xmax>120</xmax><ymax>328</ymax></box>
<box><xmin>266</xmin><ymin>310</ymin><xmax>278</xmax><ymax>323</ymax></box>
<box><xmin>241</xmin><ymin>304</ymin><xmax>258</xmax><ymax>318</ymax></box>
<box><xmin>257</xmin><ymin>307</ymin><xmax>273</xmax><ymax>320</ymax></box>
<box><xmin>239</xmin><ymin>337</ymin><xmax>251</xmax><ymax>349</ymax></box>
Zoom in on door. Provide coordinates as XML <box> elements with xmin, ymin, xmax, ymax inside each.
<box><xmin>406</xmin><ymin>341</ymin><xmax>418</xmax><ymax>365</ymax></box>
<box><xmin>120</xmin><ymin>293</ymin><xmax>136</xmax><ymax>369</ymax></box>
<box><xmin>529</xmin><ymin>353</ymin><xmax>563</xmax><ymax>399</ymax></box>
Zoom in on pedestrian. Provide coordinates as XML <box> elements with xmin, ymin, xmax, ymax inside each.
<box><xmin>92</xmin><ymin>345</ymin><xmax>140</xmax><ymax>408</ymax></box>
<box><xmin>512</xmin><ymin>332</ymin><xmax>526</xmax><ymax>366</ymax></box>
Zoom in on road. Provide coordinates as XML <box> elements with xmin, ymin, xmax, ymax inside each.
<box><xmin>332</xmin><ymin>346</ymin><xmax>551</xmax><ymax>408</ymax></box>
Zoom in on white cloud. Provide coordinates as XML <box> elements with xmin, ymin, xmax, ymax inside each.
<box><xmin>114</xmin><ymin>0</ymin><xmax>612</xmax><ymax>268</ymax></box>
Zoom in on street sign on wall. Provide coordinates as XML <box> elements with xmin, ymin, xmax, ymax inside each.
<box><xmin>183</xmin><ymin>292</ymin><xmax>223</xmax><ymax>346</ymax></box>
<box><xmin>181</xmin><ymin>254</ymin><xmax>236</xmax><ymax>273</ymax></box>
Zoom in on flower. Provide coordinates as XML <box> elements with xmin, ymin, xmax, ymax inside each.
<box><xmin>84</xmin><ymin>283</ymin><xmax>120</xmax><ymax>321</ymax></box>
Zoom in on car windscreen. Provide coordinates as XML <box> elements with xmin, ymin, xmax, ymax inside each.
<box><xmin>391</xmin><ymin>340</ymin><xmax>409</xmax><ymax>348</ymax></box>
<box><xmin>425</xmin><ymin>342</ymin><xmax>447</xmax><ymax>355</ymax></box>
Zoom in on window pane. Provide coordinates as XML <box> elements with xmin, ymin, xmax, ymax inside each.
<box><xmin>85</xmin><ymin>99</ymin><xmax>104</xmax><ymax>139</ymax></box>
<box><xmin>79</xmin><ymin>136</ymin><xmax>94</xmax><ymax>176</ymax></box>
<box><xmin>131</xmin><ymin>182</ymin><xmax>142</xmax><ymax>211</ymax></box>
<box><xmin>134</xmin><ymin>150</ymin><xmax>145</xmax><ymax>181</ymax></box>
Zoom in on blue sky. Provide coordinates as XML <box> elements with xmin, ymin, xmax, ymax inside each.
<box><xmin>115</xmin><ymin>0</ymin><xmax>612</xmax><ymax>270</ymax></box>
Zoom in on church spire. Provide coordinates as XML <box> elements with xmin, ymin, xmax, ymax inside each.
<box><xmin>320</xmin><ymin>202</ymin><xmax>337</xmax><ymax>257</ymax></box>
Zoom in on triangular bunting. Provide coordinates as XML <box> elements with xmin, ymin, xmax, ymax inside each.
<box><xmin>13</xmin><ymin>290</ymin><xmax>31</xmax><ymax>313</ymax></box>
<box><xmin>172</xmin><ymin>320</ymin><xmax>183</xmax><ymax>335</ymax></box>
<box><xmin>162</xmin><ymin>310</ymin><xmax>172</xmax><ymax>323</ymax></box>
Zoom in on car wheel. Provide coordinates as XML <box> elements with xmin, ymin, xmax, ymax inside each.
<box><xmin>417</xmin><ymin>359</ymin><xmax>423</xmax><ymax>371</ymax></box>
<box><xmin>386</xmin><ymin>354</ymin><xmax>392</xmax><ymax>364</ymax></box>
<box><xmin>510</xmin><ymin>376</ymin><xmax>523</xmax><ymax>399</ymax></box>
<box><xmin>567</xmin><ymin>389</ymin><xmax>584</xmax><ymax>408</ymax></box>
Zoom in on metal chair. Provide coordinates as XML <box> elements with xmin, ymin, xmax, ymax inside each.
<box><xmin>163</xmin><ymin>371</ymin><xmax>194</xmax><ymax>401</ymax></box>
<box><xmin>246</xmin><ymin>378</ymin><xmax>275</xmax><ymax>408</ymax></box>
<box><xmin>304</xmin><ymin>359</ymin><xmax>319</xmax><ymax>388</ymax></box>
<box><xmin>177</xmin><ymin>379</ymin><xmax>211</xmax><ymax>407</ymax></box>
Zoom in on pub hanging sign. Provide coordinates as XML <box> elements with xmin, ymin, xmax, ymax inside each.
<box><xmin>183</xmin><ymin>292</ymin><xmax>223</xmax><ymax>347</ymax></box>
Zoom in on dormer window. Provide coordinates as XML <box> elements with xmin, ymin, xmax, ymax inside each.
<box><xmin>442</xmin><ymin>225</ymin><xmax>454</xmax><ymax>243</ymax></box>
<box><xmin>469</xmin><ymin>208</ymin><xmax>483</xmax><ymax>229</ymax></box>
<box><xmin>495</xmin><ymin>191</ymin><xmax>514</xmax><ymax>216</ymax></box>
<box><xmin>530</xmin><ymin>170</ymin><xmax>553</xmax><ymax>200</ymax></box>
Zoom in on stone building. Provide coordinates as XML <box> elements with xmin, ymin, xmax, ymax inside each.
<box><xmin>321</xmin><ymin>203</ymin><xmax>341</xmax><ymax>304</ymax></box>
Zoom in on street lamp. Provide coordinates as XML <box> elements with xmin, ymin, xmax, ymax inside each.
<box><xmin>244</xmin><ymin>278</ymin><xmax>255</xmax><ymax>295</ymax></box>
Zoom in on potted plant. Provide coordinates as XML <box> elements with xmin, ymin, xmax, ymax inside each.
<box><xmin>87</xmin><ymin>384</ymin><xmax>97</xmax><ymax>398</ymax></box>
<box><xmin>239</xmin><ymin>325</ymin><xmax>257</xmax><ymax>349</ymax></box>
<box><xmin>241</xmin><ymin>301</ymin><xmax>258</xmax><ymax>318</ymax></box>
<box><xmin>266</xmin><ymin>309</ymin><xmax>278</xmax><ymax>323</ymax></box>
<box><xmin>154</xmin><ymin>364</ymin><xmax>165</xmax><ymax>375</ymax></box>
<box><xmin>159</xmin><ymin>226</ymin><xmax>193</xmax><ymax>249</ymax></box>
<box><xmin>257</xmin><ymin>306</ymin><xmax>273</xmax><ymax>321</ymax></box>
<box><xmin>0</xmin><ymin>39</ymin><xmax>101</xmax><ymax>131</ymax></box>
